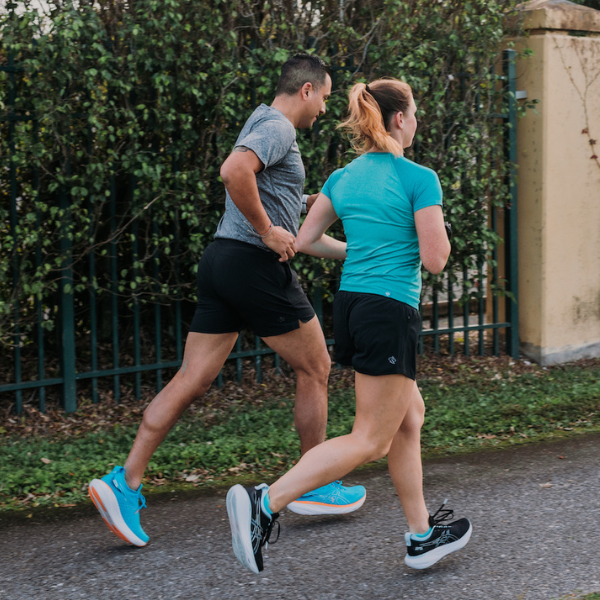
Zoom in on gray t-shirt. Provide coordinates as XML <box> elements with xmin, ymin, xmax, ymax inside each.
<box><xmin>214</xmin><ymin>104</ymin><xmax>305</xmax><ymax>249</ymax></box>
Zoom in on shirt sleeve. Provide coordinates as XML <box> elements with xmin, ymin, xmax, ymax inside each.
<box><xmin>321</xmin><ymin>168</ymin><xmax>344</xmax><ymax>199</ymax></box>
<box><xmin>235</xmin><ymin>117</ymin><xmax>296</xmax><ymax>169</ymax></box>
<box><xmin>412</xmin><ymin>168</ymin><xmax>443</xmax><ymax>212</ymax></box>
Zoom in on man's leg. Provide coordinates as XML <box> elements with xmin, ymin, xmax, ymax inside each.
<box><xmin>125</xmin><ymin>331</ymin><xmax>239</xmax><ymax>488</ymax></box>
<box><xmin>261</xmin><ymin>315</ymin><xmax>330</xmax><ymax>454</ymax></box>
<box><xmin>89</xmin><ymin>331</ymin><xmax>238</xmax><ymax>545</ymax></box>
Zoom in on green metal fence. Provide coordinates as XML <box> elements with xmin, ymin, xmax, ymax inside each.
<box><xmin>0</xmin><ymin>50</ymin><xmax>519</xmax><ymax>414</ymax></box>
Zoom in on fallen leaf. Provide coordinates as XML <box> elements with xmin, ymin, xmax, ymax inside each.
<box><xmin>40</xmin><ymin>457</ymin><xmax>51</xmax><ymax>464</ymax></box>
<box><xmin>558</xmin><ymin>455</ymin><xmax>566</xmax><ymax>459</ymax></box>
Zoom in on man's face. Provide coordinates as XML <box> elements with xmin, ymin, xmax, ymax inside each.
<box><xmin>299</xmin><ymin>74</ymin><xmax>332</xmax><ymax>129</ymax></box>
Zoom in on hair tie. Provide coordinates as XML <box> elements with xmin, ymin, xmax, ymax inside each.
<box><xmin>365</xmin><ymin>84</ymin><xmax>371</xmax><ymax>94</ymax></box>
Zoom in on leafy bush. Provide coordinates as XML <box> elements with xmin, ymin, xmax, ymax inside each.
<box><xmin>0</xmin><ymin>0</ymin><xmax>524</xmax><ymax>350</ymax></box>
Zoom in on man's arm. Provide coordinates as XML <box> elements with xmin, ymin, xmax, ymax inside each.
<box><xmin>220</xmin><ymin>147</ymin><xmax>297</xmax><ymax>262</ymax></box>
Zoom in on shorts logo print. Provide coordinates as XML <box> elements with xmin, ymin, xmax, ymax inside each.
<box><xmin>388</xmin><ymin>356</ymin><xmax>397</xmax><ymax>364</ymax></box>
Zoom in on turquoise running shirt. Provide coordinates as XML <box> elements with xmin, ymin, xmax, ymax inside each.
<box><xmin>321</xmin><ymin>152</ymin><xmax>443</xmax><ymax>309</ymax></box>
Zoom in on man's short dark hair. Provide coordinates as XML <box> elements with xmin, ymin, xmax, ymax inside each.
<box><xmin>275</xmin><ymin>54</ymin><xmax>331</xmax><ymax>97</ymax></box>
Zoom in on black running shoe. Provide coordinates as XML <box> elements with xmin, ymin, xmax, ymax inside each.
<box><xmin>226</xmin><ymin>483</ymin><xmax>280</xmax><ymax>574</ymax></box>
<box><xmin>404</xmin><ymin>500</ymin><xmax>472</xmax><ymax>569</ymax></box>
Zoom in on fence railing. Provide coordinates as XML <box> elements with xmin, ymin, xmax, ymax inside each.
<box><xmin>0</xmin><ymin>49</ymin><xmax>519</xmax><ymax>414</ymax></box>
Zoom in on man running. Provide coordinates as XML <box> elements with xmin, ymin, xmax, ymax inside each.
<box><xmin>88</xmin><ymin>54</ymin><xmax>366</xmax><ymax>547</ymax></box>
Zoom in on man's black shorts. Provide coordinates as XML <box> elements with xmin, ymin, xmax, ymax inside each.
<box><xmin>333</xmin><ymin>291</ymin><xmax>420</xmax><ymax>380</ymax></box>
<box><xmin>189</xmin><ymin>238</ymin><xmax>315</xmax><ymax>337</ymax></box>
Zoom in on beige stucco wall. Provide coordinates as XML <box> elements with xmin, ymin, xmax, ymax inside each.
<box><xmin>514</xmin><ymin>0</ymin><xmax>600</xmax><ymax>365</ymax></box>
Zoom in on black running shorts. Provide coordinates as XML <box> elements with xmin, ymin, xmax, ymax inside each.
<box><xmin>333</xmin><ymin>291</ymin><xmax>420</xmax><ymax>379</ymax></box>
<box><xmin>189</xmin><ymin>238</ymin><xmax>315</xmax><ymax>338</ymax></box>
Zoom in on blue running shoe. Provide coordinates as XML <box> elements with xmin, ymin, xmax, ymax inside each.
<box><xmin>89</xmin><ymin>466</ymin><xmax>149</xmax><ymax>547</ymax></box>
<box><xmin>286</xmin><ymin>480</ymin><xmax>366</xmax><ymax>515</ymax></box>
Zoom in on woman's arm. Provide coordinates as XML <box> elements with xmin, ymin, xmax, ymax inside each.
<box><xmin>296</xmin><ymin>193</ymin><xmax>347</xmax><ymax>259</ymax></box>
<box><xmin>414</xmin><ymin>205</ymin><xmax>451</xmax><ymax>274</ymax></box>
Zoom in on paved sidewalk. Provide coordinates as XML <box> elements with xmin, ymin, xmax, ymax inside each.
<box><xmin>2</xmin><ymin>433</ymin><xmax>600</xmax><ymax>600</ymax></box>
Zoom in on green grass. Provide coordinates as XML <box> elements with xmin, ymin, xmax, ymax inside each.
<box><xmin>2</xmin><ymin>360</ymin><xmax>600</xmax><ymax>511</ymax></box>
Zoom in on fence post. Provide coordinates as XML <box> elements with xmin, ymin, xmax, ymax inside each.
<box><xmin>503</xmin><ymin>49</ymin><xmax>519</xmax><ymax>359</ymax></box>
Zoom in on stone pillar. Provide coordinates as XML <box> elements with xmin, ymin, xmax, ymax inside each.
<box><xmin>514</xmin><ymin>0</ymin><xmax>600</xmax><ymax>365</ymax></box>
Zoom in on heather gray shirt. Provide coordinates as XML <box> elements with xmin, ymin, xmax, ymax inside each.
<box><xmin>214</xmin><ymin>104</ymin><xmax>305</xmax><ymax>249</ymax></box>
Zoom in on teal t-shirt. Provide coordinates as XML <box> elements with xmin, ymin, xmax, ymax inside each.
<box><xmin>321</xmin><ymin>152</ymin><xmax>443</xmax><ymax>309</ymax></box>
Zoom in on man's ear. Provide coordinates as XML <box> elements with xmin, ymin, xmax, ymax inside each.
<box><xmin>300</xmin><ymin>82</ymin><xmax>313</xmax><ymax>100</ymax></box>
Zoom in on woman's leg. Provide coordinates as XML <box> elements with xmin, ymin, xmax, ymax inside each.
<box><xmin>267</xmin><ymin>371</ymin><xmax>415</xmax><ymax>513</ymax></box>
<box><xmin>387</xmin><ymin>382</ymin><xmax>430</xmax><ymax>534</ymax></box>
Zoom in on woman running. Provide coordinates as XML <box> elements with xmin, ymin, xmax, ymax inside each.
<box><xmin>226</xmin><ymin>78</ymin><xmax>472</xmax><ymax>574</ymax></box>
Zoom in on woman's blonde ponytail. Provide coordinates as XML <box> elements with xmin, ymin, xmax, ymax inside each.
<box><xmin>339</xmin><ymin>79</ymin><xmax>412</xmax><ymax>157</ymax></box>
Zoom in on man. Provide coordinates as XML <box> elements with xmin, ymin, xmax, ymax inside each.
<box><xmin>88</xmin><ymin>54</ymin><xmax>367</xmax><ymax>547</ymax></box>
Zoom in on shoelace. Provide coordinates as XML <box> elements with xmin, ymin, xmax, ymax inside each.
<box><xmin>261</xmin><ymin>515</ymin><xmax>281</xmax><ymax>550</ymax></box>
<box><xmin>113</xmin><ymin>475</ymin><xmax>147</xmax><ymax>515</ymax></box>
<box><xmin>430</xmin><ymin>498</ymin><xmax>454</xmax><ymax>526</ymax></box>
<box><xmin>135</xmin><ymin>494</ymin><xmax>147</xmax><ymax>515</ymax></box>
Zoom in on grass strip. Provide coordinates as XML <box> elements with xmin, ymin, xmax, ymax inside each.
<box><xmin>1</xmin><ymin>360</ymin><xmax>600</xmax><ymax>511</ymax></box>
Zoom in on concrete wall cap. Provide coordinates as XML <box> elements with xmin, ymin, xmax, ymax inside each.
<box><xmin>518</xmin><ymin>0</ymin><xmax>600</xmax><ymax>33</ymax></box>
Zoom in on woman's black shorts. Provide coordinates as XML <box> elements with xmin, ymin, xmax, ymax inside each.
<box><xmin>189</xmin><ymin>238</ymin><xmax>315</xmax><ymax>338</ymax></box>
<box><xmin>333</xmin><ymin>291</ymin><xmax>421</xmax><ymax>380</ymax></box>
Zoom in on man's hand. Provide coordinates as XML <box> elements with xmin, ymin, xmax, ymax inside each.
<box><xmin>305</xmin><ymin>193</ymin><xmax>319</xmax><ymax>213</ymax></box>
<box><xmin>262</xmin><ymin>225</ymin><xmax>297</xmax><ymax>262</ymax></box>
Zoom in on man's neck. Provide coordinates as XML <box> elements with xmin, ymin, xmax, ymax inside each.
<box><xmin>270</xmin><ymin>96</ymin><xmax>301</xmax><ymax>128</ymax></box>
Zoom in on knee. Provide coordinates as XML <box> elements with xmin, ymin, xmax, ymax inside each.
<box><xmin>400</xmin><ymin>398</ymin><xmax>425</xmax><ymax>436</ymax></box>
<box><xmin>295</xmin><ymin>354</ymin><xmax>331</xmax><ymax>385</ymax></box>
<box><xmin>361</xmin><ymin>435</ymin><xmax>394</xmax><ymax>463</ymax></box>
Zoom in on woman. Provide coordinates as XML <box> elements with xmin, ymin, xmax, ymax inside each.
<box><xmin>226</xmin><ymin>78</ymin><xmax>472</xmax><ymax>574</ymax></box>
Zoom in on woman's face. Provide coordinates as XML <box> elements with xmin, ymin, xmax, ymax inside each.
<box><xmin>401</xmin><ymin>96</ymin><xmax>418</xmax><ymax>149</ymax></box>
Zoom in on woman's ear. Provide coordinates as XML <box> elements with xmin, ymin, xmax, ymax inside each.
<box><xmin>396</xmin><ymin>111</ymin><xmax>404</xmax><ymax>129</ymax></box>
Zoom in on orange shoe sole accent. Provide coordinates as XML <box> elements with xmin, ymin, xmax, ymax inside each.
<box><xmin>292</xmin><ymin>497</ymin><xmax>365</xmax><ymax>508</ymax></box>
<box><xmin>89</xmin><ymin>486</ymin><xmax>134</xmax><ymax>545</ymax></box>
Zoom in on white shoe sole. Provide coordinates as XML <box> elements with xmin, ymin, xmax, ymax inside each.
<box><xmin>226</xmin><ymin>485</ymin><xmax>259</xmax><ymax>574</ymax></box>
<box><xmin>89</xmin><ymin>479</ymin><xmax>148</xmax><ymax>547</ymax></box>
<box><xmin>404</xmin><ymin>522</ymin><xmax>473</xmax><ymax>569</ymax></box>
<box><xmin>286</xmin><ymin>492</ymin><xmax>366</xmax><ymax>516</ymax></box>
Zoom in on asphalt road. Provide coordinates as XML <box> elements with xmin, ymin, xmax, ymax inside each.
<box><xmin>2</xmin><ymin>434</ymin><xmax>600</xmax><ymax>600</ymax></box>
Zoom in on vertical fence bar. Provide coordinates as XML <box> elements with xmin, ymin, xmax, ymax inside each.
<box><xmin>492</xmin><ymin>205</ymin><xmax>500</xmax><ymax>356</ymax></box>
<box><xmin>109</xmin><ymin>170</ymin><xmax>120</xmax><ymax>402</ymax></box>
<box><xmin>33</xmin><ymin>119</ymin><xmax>46</xmax><ymax>412</ymax></box>
<box><xmin>236</xmin><ymin>337</ymin><xmax>242</xmax><ymax>383</ymax></box>
<box><xmin>132</xmin><ymin>214</ymin><xmax>142</xmax><ymax>400</ymax></box>
<box><xmin>86</xmin><ymin>115</ymin><xmax>99</xmax><ymax>404</ymax></box>
<box><xmin>313</xmin><ymin>263</ymin><xmax>323</xmax><ymax>326</ymax></box>
<box><xmin>462</xmin><ymin>268</ymin><xmax>470</xmax><ymax>357</ymax></box>
<box><xmin>274</xmin><ymin>352</ymin><xmax>281</xmax><ymax>375</ymax></box>
<box><xmin>88</xmin><ymin>197</ymin><xmax>98</xmax><ymax>403</ymax></box>
<box><xmin>418</xmin><ymin>303</ymin><xmax>424</xmax><ymax>355</ymax></box>
<box><xmin>255</xmin><ymin>336</ymin><xmax>262</xmax><ymax>384</ymax></box>
<box><xmin>478</xmin><ymin>261</ymin><xmax>485</xmax><ymax>356</ymax></box>
<box><xmin>152</xmin><ymin>220</ymin><xmax>162</xmax><ymax>392</ymax></box>
<box><xmin>7</xmin><ymin>51</ymin><xmax>23</xmax><ymax>413</ymax></box>
<box><xmin>432</xmin><ymin>288</ymin><xmax>439</xmax><ymax>354</ymax></box>
<box><xmin>59</xmin><ymin>161</ymin><xmax>77</xmax><ymax>413</ymax></box>
<box><xmin>503</xmin><ymin>49</ymin><xmax>519</xmax><ymax>359</ymax></box>
<box><xmin>447</xmin><ymin>272</ymin><xmax>455</xmax><ymax>356</ymax></box>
